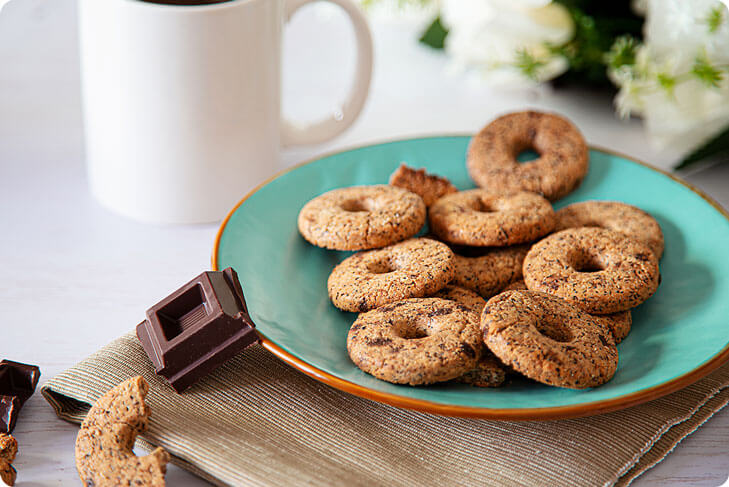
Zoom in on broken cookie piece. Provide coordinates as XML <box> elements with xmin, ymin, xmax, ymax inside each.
<box><xmin>0</xmin><ymin>433</ymin><xmax>17</xmax><ymax>486</ymax></box>
<box><xmin>75</xmin><ymin>376</ymin><xmax>170</xmax><ymax>487</ymax></box>
<box><xmin>389</xmin><ymin>163</ymin><xmax>458</xmax><ymax>207</ymax></box>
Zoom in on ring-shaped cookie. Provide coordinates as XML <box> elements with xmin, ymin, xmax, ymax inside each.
<box><xmin>501</xmin><ymin>280</ymin><xmax>529</xmax><ymax>292</ymax></box>
<box><xmin>467</xmin><ymin>111</ymin><xmax>589</xmax><ymax>201</ymax></box>
<box><xmin>554</xmin><ymin>200</ymin><xmax>664</xmax><ymax>258</ymax></box>
<box><xmin>457</xmin><ymin>354</ymin><xmax>507</xmax><ymax>388</ymax></box>
<box><xmin>432</xmin><ymin>286</ymin><xmax>507</xmax><ymax>387</ymax></box>
<box><xmin>328</xmin><ymin>238</ymin><xmax>455</xmax><ymax>312</ymax></box>
<box><xmin>347</xmin><ymin>298</ymin><xmax>482</xmax><ymax>385</ymax></box>
<box><xmin>432</xmin><ymin>285</ymin><xmax>486</xmax><ymax>317</ymax></box>
<box><xmin>503</xmin><ymin>280</ymin><xmax>632</xmax><ymax>343</ymax></box>
<box><xmin>450</xmin><ymin>245</ymin><xmax>530</xmax><ymax>298</ymax></box>
<box><xmin>600</xmin><ymin>310</ymin><xmax>632</xmax><ymax>343</ymax></box>
<box><xmin>429</xmin><ymin>190</ymin><xmax>555</xmax><ymax>247</ymax></box>
<box><xmin>482</xmin><ymin>290</ymin><xmax>618</xmax><ymax>389</ymax></box>
<box><xmin>298</xmin><ymin>185</ymin><xmax>426</xmax><ymax>250</ymax></box>
<box><xmin>523</xmin><ymin>227</ymin><xmax>660</xmax><ymax>314</ymax></box>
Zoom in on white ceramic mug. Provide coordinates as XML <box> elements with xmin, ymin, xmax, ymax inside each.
<box><xmin>79</xmin><ymin>0</ymin><xmax>373</xmax><ymax>223</ymax></box>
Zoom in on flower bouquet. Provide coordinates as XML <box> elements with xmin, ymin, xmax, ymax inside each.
<box><xmin>363</xmin><ymin>0</ymin><xmax>729</xmax><ymax>170</ymax></box>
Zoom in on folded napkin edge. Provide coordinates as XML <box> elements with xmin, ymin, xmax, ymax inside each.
<box><xmin>40</xmin><ymin>384</ymin><xmax>90</xmax><ymax>424</ymax></box>
<box><xmin>615</xmin><ymin>386</ymin><xmax>729</xmax><ymax>487</ymax></box>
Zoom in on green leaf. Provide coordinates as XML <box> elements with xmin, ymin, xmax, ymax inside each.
<box><xmin>691</xmin><ymin>55</ymin><xmax>724</xmax><ymax>87</ymax></box>
<box><xmin>550</xmin><ymin>2</ymin><xmax>643</xmax><ymax>87</ymax></box>
<box><xmin>676</xmin><ymin>123</ymin><xmax>729</xmax><ymax>170</ymax></box>
<box><xmin>605</xmin><ymin>35</ymin><xmax>638</xmax><ymax>70</ymax></box>
<box><xmin>657</xmin><ymin>72</ymin><xmax>677</xmax><ymax>95</ymax></box>
<box><xmin>419</xmin><ymin>16</ymin><xmax>448</xmax><ymax>50</ymax></box>
<box><xmin>514</xmin><ymin>49</ymin><xmax>547</xmax><ymax>81</ymax></box>
<box><xmin>706</xmin><ymin>5</ymin><xmax>725</xmax><ymax>33</ymax></box>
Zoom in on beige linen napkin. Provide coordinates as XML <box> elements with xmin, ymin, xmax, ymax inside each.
<box><xmin>42</xmin><ymin>332</ymin><xmax>729</xmax><ymax>487</ymax></box>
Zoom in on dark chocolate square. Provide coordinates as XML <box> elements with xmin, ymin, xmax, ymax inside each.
<box><xmin>0</xmin><ymin>396</ymin><xmax>20</xmax><ymax>434</ymax></box>
<box><xmin>136</xmin><ymin>267</ymin><xmax>259</xmax><ymax>392</ymax></box>
<box><xmin>0</xmin><ymin>360</ymin><xmax>40</xmax><ymax>433</ymax></box>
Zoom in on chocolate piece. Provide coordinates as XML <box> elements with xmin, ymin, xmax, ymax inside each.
<box><xmin>0</xmin><ymin>397</ymin><xmax>20</xmax><ymax>436</ymax></box>
<box><xmin>0</xmin><ymin>360</ymin><xmax>41</xmax><ymax>433</ymax></box>
<box><xmin>136</xmin><ymin>267</ymin><xmax>260</xmax><ymax>392</ymax></box>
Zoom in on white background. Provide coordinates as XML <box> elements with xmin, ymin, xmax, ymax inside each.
<box><xmin>1</xmin><ymin>0</ymin><xmax>728</xmax><ymax>485</ymax></box>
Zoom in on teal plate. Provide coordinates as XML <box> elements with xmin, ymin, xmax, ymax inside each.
<box><xmin>213</xmin><ymin>136</ymin><xmax>729</xmax><ymax>420</ymax></box>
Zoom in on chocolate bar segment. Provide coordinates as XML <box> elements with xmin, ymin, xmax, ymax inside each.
<box><xmin>0</xmin><ymin>360</ymin><xmax>41</xmax><ymax>433</ymax></box>
<box><xmin>0</xmin><ymin>397</ymin><xmax>20</xmax><ymax>434</ymax></box>
<box><xmin>136</xmin><ymin>267</ymin><xmax>260</xmax><ymax>392</ymax></box>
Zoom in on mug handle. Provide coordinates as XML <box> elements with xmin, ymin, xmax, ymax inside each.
<box><xmin>281</xmin><ymin>0</ymin><xmax>373</xmax><ymax>146</ymax></box>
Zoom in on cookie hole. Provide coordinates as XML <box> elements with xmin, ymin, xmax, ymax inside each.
<box><xmin>393</xmin><ymin>322</ymin><xmax>430</xmax><ymax>340</ymax></box>
<box><xmin>577</xmin><ymin>263</ymin><xmax>605</xmax><ymax>273</ymax></box>
<box><xmin>535</xmin><ymin>321</ymin><xmax>573</xmax><ymax>343</ymax></box>
<box><xmin>473</xmin><ymin>198</ymin><xmax>495</xmax><ymax>213</ymax></box>
<box><xmin>516</xmin><ymin>149</ymin><xmax>540</xmax><ymax>163</ymax></box>
<box><xmin>340</xmin><ymin>198</ymin><xmax>373</xmax><ymax>212</ymax></box>
<box><xmin>367</xmin><ymin>259</ymin><xmax>396</xmax><ymax>274</ymax></box>
<box><xmin>574</xmin><ymin>255</ymin><xmax>606</xmax><ymax>273</ymax></box>
<box><xmin>452</xmin><ymin>245</ymin><xmax>490</xmax><ymax>258</ymax></box>
<box><xmin>399</xmin><ymin>328</ymin><xmax>429</xmax><ymax>339</ymax></box>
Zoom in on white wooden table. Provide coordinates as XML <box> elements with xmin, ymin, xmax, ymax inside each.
<box><xmin>1</xmin><ymin>1</ymin><xmax>728</xmax><ymax>485</ymax></box>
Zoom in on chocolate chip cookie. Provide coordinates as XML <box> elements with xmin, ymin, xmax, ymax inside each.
<box><xmin>328</xmin><ymin>238</ymin><xmax>455</xmax><ymax>312</ymax></box>
<box><xmin>298</xmin><ymin>185</ymin><xmax>426</xmax><ymax>250</ymax></box>
<box><xmin>523</xmin><ymin>227</ymin><xmax>660</xmax><ymax>314</ymax></box>
<box><xmin>467</xmin><ymin>111</ymin><xmax>589</xmax><ymax>201</ymax></box>
<box><xmin>429</xmin><ymin>189</ymin><xmax>555</xmax><ymax>246</ymax></box>
<box><xmin>347</xmin><ymin>298</ymin><xmax>482</xmax><ymax>385</ymax></box>
<box><xmin>482</xmin><ymin>290</ymin><xmax>618</xmax><ymax>389</ymax></box>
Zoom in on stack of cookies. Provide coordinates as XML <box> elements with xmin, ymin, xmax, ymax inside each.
<box><xmin>297</xmin><ymin>111</ymin><xmax>663</xmax><ymax>390</ymax></box>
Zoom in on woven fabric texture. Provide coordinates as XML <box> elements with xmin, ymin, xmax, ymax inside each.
<box><xmin>41</xmin><ymin>332</ymin><xmax>729</xmax><ymax>487</ymax></box>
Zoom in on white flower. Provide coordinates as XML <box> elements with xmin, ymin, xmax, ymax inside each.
<box><xmin>644</xmin><ymin>0</ymin><xmax>729</xmax><ymax>61</ymax></box>
<box><xmin>611</xmin><ymin>0</ymin><xmax>729</xmax><ymax>159</ymax></box>
<box><xmin>356</xmin><ymin>0</ymin><xmax>441</xmax><ymax>25</ymax></box>
<box><xmin>638</xmin><ymin>78</ymin><xmax>729</xmax><ymax>155</ymax></box>
<box><xmin>440</xmin><ymin>0</ymin><xmax>574</xmax><ymax>86</ymax></box>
